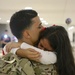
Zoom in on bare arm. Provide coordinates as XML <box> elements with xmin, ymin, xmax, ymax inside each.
<box><xmin>16</xmin><ymin>48</ymin><xmax>41</xmax><ymax>62</ymax></box>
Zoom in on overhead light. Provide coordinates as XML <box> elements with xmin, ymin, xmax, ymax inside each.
<box><xmin>42</xmin><ymin>20</ymin><xmax>46</xmax><ymax>23</ymax></box>
<box><xmin>0</xmin><ymin>18</ymin><xmax>1</xmax><ymax>20</ymax></box>
<box><xmin>25</xmin><ymin>7</ymin><xmax>32</xmax><ymax>9</ymax></box>
<box><xmin>40</xmin><ymin>18</ymin><xmax>43</xmax><ymax>21</ymax></box>
<box><xmin>40</xmin><ymin>18</ymin><xmax>48</xmax><ymax>25</ymax></box>
<box><xmin>7</xmin><ymin>20</ymin><xmax>10</xmax><ymax>23</ymax></box>
<box><xmin>4</xmin><ymin>34</ymin><xmax>8</xmax><ymax>39</ymax></box>
<box><xmin>42</xmin><ymin>20</ymin><xmax>48</xmax><ymax>25</ymax></box>
<box><xmin>68</xmin><ymin>26</ymin><xmax>74</xmax><ymax>30</ymax></box>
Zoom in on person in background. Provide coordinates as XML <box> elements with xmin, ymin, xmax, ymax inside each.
<box><xmin>0</xmin><ymin>30</ymin><xmax>11</xmax><ymax>55</ymax></box>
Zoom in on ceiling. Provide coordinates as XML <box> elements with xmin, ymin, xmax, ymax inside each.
<box><xmin>0</xmin><ymin>0</ymin><xmax>75</xmax><ymax>26</ymax></box>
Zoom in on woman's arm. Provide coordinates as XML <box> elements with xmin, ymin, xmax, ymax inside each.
<box><xmin>20</xmin><ymin>43</ymin><xmax>57</xmax><ymax>64</ymax></box>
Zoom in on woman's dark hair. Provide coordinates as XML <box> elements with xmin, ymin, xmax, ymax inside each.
<box><xmin>40</xmin><ymin>26</ymin><xmax>75</xmax><ymax>75</ymax></box>
<box><xmin>10</xmin><ymin>9</ymin><xmax>38</xmax><ymax>39</ymax></box>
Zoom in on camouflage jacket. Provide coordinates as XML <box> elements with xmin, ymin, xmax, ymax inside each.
<box><xmin>32</xmin><ymin>62</ymin><xmax>58</xmax><ymax>75</ymax></box>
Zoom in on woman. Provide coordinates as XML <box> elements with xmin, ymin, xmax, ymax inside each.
<box><xmin>38</xmin><ymin>26</ymin><xmax>75</xmax><ymax>75</ymax></box>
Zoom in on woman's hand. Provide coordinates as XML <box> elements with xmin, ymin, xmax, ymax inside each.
<box><xmin>16</xmin><ymin>48</ymin><xmax>41</xmax><ymax>62</ymax></box>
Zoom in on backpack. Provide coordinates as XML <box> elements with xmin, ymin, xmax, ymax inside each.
<box><xmin>0</xmin><ymin>53</ymin><xmax>35</xmax><ymax>75</ymax></box>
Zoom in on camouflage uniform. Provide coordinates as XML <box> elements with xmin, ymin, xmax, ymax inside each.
<box><xmin>32</xmin><ymin>62</ymin><xmax>58</xmax><ymax>75</ymax></box>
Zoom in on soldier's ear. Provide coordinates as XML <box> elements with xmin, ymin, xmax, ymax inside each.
<box><xmin>23</xmin><ymin>30</ymin><xmax>30</xmax><ymax>39</ymax></box>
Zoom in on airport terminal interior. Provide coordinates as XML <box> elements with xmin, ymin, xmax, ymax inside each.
<box><xmin>0</xmin><ymin>0</ymin><xmax>75</xmax><ymax>61</ymax></box>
